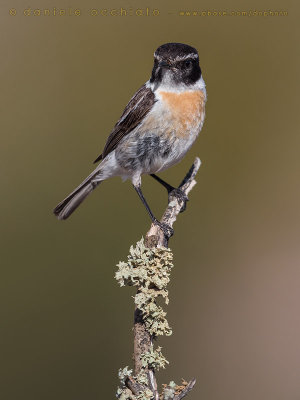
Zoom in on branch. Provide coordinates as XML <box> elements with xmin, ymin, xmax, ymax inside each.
<box><xmin>116</xmin><ymin>157</ymin><xmax>201</xmax><ymax>400</ymax></box>
<box><xmin>173</xmin><ymin>379</ymin><xmax>197</xmax><ymax>400</ymax></box>
<box><xmin>134</xmin><ymin>158</ymin><xmax>201</xmax><ymax>379</ymax></box>
<box><xmin>145</xmin><ymin>157</ymin><xmax>201</xmax><ymax>249</ymax></box>
<box><xmin>125</xmin><ymin>376</ymin><xmax>145</xmax><ymax>396</ymax></box>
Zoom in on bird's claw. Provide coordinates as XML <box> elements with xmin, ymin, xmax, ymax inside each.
<box><xmin>153</xmin><ymin>219</ymin><xmax>174</xmax><ymax>238</ymax></box>
<box><xmin>168</xmin><ymin>188</ymin><xmax>189</xmax><ymax>213</ymax></box>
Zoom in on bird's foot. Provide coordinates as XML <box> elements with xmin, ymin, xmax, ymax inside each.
<box><xmin>153</xmin><ymin>219</ymin><xmax>174</xmax><ymax>238</ymax></box>
<box><xmin>168</xmin><ymin>188</ymin><xmax>189</xmax><ymax>213</ymax></box>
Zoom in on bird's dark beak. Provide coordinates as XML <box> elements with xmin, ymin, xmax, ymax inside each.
<box><xmin>158</xmin><ymin>61</ymin><xmax>171</xmax><ymax>69</ymax></box>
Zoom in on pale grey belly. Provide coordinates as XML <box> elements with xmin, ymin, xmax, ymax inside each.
<box><xmin>115</xmin><ymin>129</ymin><xmax>195</xmax><ymax>175</ymax></box>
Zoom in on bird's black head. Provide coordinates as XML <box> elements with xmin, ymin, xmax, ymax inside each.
<box><xmin>150</xmin><ymin>43</ymin><xmax>202</xmax><ymax>89</ymax></box>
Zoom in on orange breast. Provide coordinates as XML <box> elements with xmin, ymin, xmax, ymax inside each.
<box><xmin>159</xmin><ymin>90</ymin><xmax>206</xmax><ymax>136</ymax></box>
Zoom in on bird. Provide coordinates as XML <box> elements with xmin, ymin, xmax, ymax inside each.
<box><xmin>53</xmin><ymin>42</ymin><xmax>207</xmax><ymax>235</ymax></box>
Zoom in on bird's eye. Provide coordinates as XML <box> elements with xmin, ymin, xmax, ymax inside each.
<box><xmin>185</xmin><ymin>59</ymin><xmax>192</xmax><ymax>68</ymax></box>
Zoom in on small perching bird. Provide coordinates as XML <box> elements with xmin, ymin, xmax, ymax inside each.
<box><xmin>53</xmin><ymin>43</ymin><xmax>206</xmax><ymax>234</ymax></box>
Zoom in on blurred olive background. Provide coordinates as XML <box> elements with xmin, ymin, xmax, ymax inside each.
<box><xmin>0</xmin><ymin>0</ymin><xmax>299</xmax><ymax>399</ymax></box>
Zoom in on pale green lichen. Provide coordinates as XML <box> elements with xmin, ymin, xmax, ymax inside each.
<box><xmin>118</xmin><ymin>366</ymin><xmax>133</xmax><ymax>385</ymax></box>
<box><xmin>116</xmin><ymin>387</ymin><xmax>135</xmax><ymax>400</ymax></box>
<box><xmin>162</xmin><ymin>381</ymin><xmax>177</xmax><ymax>400</ymax></box>
<box><xmin>136</xmin><ymin>388</ymin><xmax>153</xmax><ymax>400</ymax></box>
<box><xmin>115</xmin><ymin>238</ymin><xmax>173</xmax><ymax>337</ymax></box>
<box><xmin>115</xmin><ymin>239</ymin><xmax>175</xmax><ymax>399</ymax></box>
<box><xmin>116</xmin><ymin>367</ymin><xmax>135</xmax><ymax>399</ymax></box>
<box><xmin>136</xmin><ymin>371</ymin><xmax>148</xmax><ymax>386</ymax></box>
<box><xmin>116</xmin><ymin>367</ymin><xmax>153</xmax><ymax>400</ymax></box>
<box><xmin>140</xmin><ymin>345</ymin><xmax>169</xmax><ymax>371</ymax></box>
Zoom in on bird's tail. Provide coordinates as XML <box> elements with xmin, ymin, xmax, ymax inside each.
<box><xmin>53</xmin><ymin>167</ymin><xmax>103</xmax><ymax>220</ymax></box>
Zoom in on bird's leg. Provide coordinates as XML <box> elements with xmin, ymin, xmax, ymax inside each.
<box><xmin>133</xmin><ymin>184</ymin><xmax>174</xmax><ymax>238</ymax></box>
<box><xmin>150</xmin><ymin>174</ymin><xmax>189</xmax><ymax>213</ymax></box>
<box><xmin>150</xmin><ymin>174</ymin><xmax>175</xmax><ymax>193</ymax></box>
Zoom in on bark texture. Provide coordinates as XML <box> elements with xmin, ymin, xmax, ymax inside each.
<box><xmin>130</xmin><ymin>157</ymin><xmax>201</xmax><ymax>399</ymax></box>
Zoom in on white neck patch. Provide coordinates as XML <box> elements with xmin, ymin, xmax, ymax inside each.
<box><xmin>147</xmin><ymin>75</ymin><xmax>206</xmax><ymax>96</ymax></box>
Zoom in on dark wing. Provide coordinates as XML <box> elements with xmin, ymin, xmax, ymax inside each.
<box><xmin>93</xmin><ymin>84</ymin><xmax>156</xmax><ymax>163</ymax></box>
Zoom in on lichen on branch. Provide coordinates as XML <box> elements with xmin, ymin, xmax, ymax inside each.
<box><xmin>115</xmin><ymin>238</ymin><xmax>174</xmax><ymax>399</ymax></box>
<box><xmin>115</xmin><ymin>158</ymin><xmax>201</xmax><ymax>400</ymax></box>
<box><xmin>115</xmin><ymin>238</ymin><xmax>174</xmax><ymax>337</ymax></box>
